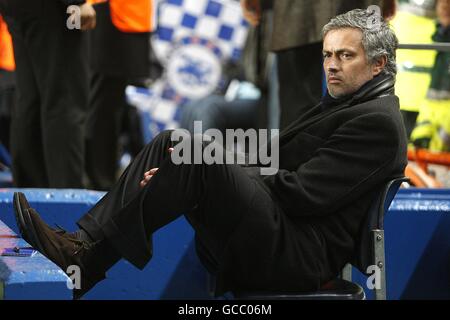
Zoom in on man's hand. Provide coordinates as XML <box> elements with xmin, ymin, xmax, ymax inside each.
<box><xmin>240</xmin><ymin>0</ymin><xmax>261</xmax><ymax>26</ymax></box>
<box><xmin>139</xmin><ymin>148</ymin><xmax>174</xmax><ymax>188</ymax></box>
<box><xmin>79</xmin><ymin>3</ymin><xmax>96</xmax><ymax>31</ymax></box>
<box><xmin>140</xmin><ymin>168</ymin><xmax>159</xmax><ymax>188</ymax></box>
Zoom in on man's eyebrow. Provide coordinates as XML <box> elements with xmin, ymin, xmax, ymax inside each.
<box><xmin>322</xmin><ymin>48</ymin><xmax>357</xmax><ymax>54</ymax></box>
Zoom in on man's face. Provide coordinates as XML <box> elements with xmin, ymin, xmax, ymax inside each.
<box><xmin>437</xmin><ymin>0</ymin><xmax>450</xmax><ymax>27</ymax></box>
<box><xmin>323</xmin><ymin>28</ymin><xmax>383</xmax><ymax>98</ymax></box>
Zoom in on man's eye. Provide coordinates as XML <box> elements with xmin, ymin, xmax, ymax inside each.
<box><xmin>342</xmin><ymin>53</ymin><xmax>352</xmax><ymax>59</ymax></box>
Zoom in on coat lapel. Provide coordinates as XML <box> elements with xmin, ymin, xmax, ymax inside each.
<box><xmin>279</xmin><ymin>100</ymin><xmax>353</xmax><ymax>144</ymax></box>
<box><xmin>278</xmin><ymin>75</ymin><xmax>396</xmax><ymax>144</ymax></box>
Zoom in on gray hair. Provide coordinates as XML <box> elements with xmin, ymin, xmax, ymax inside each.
<box><xmin>322</xmin><ymin>8</ymin><xmax>399</xmax><ymax>77</ymax></box>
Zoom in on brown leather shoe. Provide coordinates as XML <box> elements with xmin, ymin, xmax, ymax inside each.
<box><xmin>13</xmin><ymin>192</ymin><xmax>79</xmax><ymax>242</ymax></box>
<box><xmin>12</xmin><ymin>193</ymin><xmax>106</xmax><ymax>299</ymax></box>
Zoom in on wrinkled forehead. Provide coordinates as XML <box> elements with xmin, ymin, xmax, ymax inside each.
<box><xmin>323</xmin><ymin>28</ymin><xmax>364</xmax><ymax>53</ymax></box>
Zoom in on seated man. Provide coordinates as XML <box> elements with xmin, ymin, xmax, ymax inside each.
<box><xmin>12</xmin><ymin>8</ymin><xmax>407</xmax><ymax>299</ymax></box>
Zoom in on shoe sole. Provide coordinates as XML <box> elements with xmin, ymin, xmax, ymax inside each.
<box><xmin>13</xmin><ymin>192</ymin><xmax>45</xmax><ymax>253</ymax></box>
<box><xmin>13</xmin><ymin>192</ymin><xmax>30</xmax><ymax>244</ymax></box>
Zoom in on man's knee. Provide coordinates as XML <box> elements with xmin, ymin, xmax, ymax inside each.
<box><xmin>148</xmin><ymin>129</ymin><xmax>175</xmax><ymax>148</ymax></box>
<box><xmin>157</xmin><ymin>129</ymin><xmax>175</xmax><ymax>141</ymax></box>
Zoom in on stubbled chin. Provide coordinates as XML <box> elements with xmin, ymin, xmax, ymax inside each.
<box><xmin>330</xmin><ymin>93</ymin><xmax>343</xmax><ymax>99</ymax></box>
<box><xmin>328</xmin><ymin>89</ymin><xmax>345</xmax><ymax>99</ymax></box>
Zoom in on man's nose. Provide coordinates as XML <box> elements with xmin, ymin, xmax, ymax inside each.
<box><xmin>325</xmin><ymin>57</ymin><xmax>339</xmax><ymax>73</ymax></box>
<box><xmin>327</xmin><ymin>63</ymin><xmax>339</xmax><ymax>73</ymax></box>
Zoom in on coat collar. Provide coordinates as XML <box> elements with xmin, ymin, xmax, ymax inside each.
<box><xmin>278</xmin><ymin>74</ymin><xmax>396</xmax><ymax>143</ymax></box>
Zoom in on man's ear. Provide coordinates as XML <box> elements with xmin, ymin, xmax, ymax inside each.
<box><xmin>372</xmin><ymin>55</ymin><xmax>388</xmax><ymax>76</ymax></box>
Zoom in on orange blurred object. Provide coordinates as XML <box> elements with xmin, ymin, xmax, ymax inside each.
<box><xmin>89</xmin><ymin>0</ymin><xmax>155</xmax><ymax>33</ymax></box>
<box><xmin>404</xmin><ymin>148</ymin><xmax>450</xmax><ymax>187</ymax></box>
<box><xmin>405</xmin><ymin>162</ymin><xmax>443</xmax><ymax>188</ymax></box>
<box><xmin>407</xmin><ymin>148</ymin><xmax>450</xmax><ymax>170</ymax></box>
<box><xmin>0</xmin><ymin>15</ymin><xmax>15</xmax><ymax>71</ymax></box>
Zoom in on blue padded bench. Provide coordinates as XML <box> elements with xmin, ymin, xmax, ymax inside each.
<box><xmin>0</xmin><ymin>189</ymin><xmax>210</xmax><ymax>300</ymax></box>
<box><xmin>0</xmin><ymin>219</ymin><xmax>72</xmax><ymax>300</ymax></box>
<box><xmin>3</xmin><ymin>187</ymin><xmax>448</xmax><ymax>300</ymax></box>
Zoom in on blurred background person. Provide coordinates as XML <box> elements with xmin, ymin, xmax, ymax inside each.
<box><xmin>179</xmin><ymin>59</ymin><xmax>263</xmax><ymax>136</ymax></box>
<box><xmin>391</xmin><ymin>0</ymin><xmax>437</xmax><ymax>139</ymax></box>
<box><xmin>85</xmin><ymin>0</ymin><xmax>155</xmax><ymax>191</ymax></box>
<box><xmin>179</xmin><ymin>15</ymin><xmax>274</xmax><ymax>154</ymax></box>
<box><xmin>0</xmin><ymin>0</ymin><xmax>96</xmax><ymax>188</ymax></box>
<box><xmin>410</xmin><ymin>0</ymin><xmax>450</xmax><ymax>151</ymax></box>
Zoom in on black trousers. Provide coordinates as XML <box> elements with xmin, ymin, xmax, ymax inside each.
<box><xmin>0</xmin><ymin>70</ymin><xmax>15</xmax><ymax>150</ymax></box>
<box><xmin>85</xmin><ymin>73</ymin><xmax>127</xmax><ymax>190</ymax></box>
<box><xmin>78</xmin><ymin>130</ymin><xmax>267</xmax><ymax>270</ymax></box>
<box><xmin>5</xmin><ymin>0</ymin><xmax>88</xmax><ymax>187</ymax></box>
<box><xmin>78</xmin><ymin>130</ymin><xmax>325</xmax><ymax>293</ymax></box>
<box><xmin>89</xmin><ymin>3</ymin><xmax>150</xmax><ymax>78</ymax></box>
<box><xmin>277</xmin><ymin>42</ymin><xmax>323</xmax><ymax>130</ymax></box>
<box><xmin>85</xmin><ymin>2</ymin><xmax>150</xmax><ymax>190</ymax></box>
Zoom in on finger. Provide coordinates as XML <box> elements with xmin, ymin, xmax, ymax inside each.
<box><xmin>143</xmin><ymin>168</ymin><xmax>158</xmax><ymax>180</ymax></box>
<box><xmin>87</xmin><ymin>18</ymin><xmax>96</xmax><ymax>30</ymax></box>
<box><xmin>90</xmin><ymin>18</ymin><xmax>96</xmax><ymax>30</ymax></box>
<box><xmin>249</xmin><ymin>17</ymin><xmax>260</xmax><ymax>26</ymax></box>
<box><xmin>81</xmin><ymin>16</ymin><xmax>96</xmax><ymax>31</ymax></box>
<box><xmin>243</xmin><ymin>11</ymin><xmax>255</xmax><ymax>22</ymax></box>
<box><xmin>80</xmin><ymin>21</ymin><xmax>91</xmax><ymax>31</ymax></box>
<box><xmin>168</xmin><ymin>148</ymin><xmax>174</xmax><ymax>153</ymax></box>
<box><xmin>243</xmin><ymin>13</ymin><xmax>259</xmax><ymax>26</ymax></box>
<box><xmin>80</xmin><ymin>21</ymin><xmax>88</xmax><ymax>31</ymax></box>
<box><xmin>144</xmin><ymin>170</ymin><xmax>152</xmax><ymax>176</ymax></box>
<box><xmin>91</xmin><ymin>13</ymin><xmax>97</xmax><ymax>27</ymax></box>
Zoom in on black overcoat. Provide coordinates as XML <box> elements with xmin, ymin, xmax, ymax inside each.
<box><xmin>211</xmin><ymin>75</ymin><xmax>408</xmax><ymax>294</ymax></box>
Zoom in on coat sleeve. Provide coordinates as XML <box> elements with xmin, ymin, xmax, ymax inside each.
<box><xmin>263</xmin><ymin>112</ymin><xmax>403</xmax><ymax>217</ymax></box>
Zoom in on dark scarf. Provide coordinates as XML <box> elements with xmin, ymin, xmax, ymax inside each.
<box><xmin>278</xmin><ymin>73</ymin><xmax>395</xmax><ymax>143</ymax></box>
<box><xmin>320</xmin><ymin>73</ymin><xmax>392</xmax><ymax>110</ymax></box>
